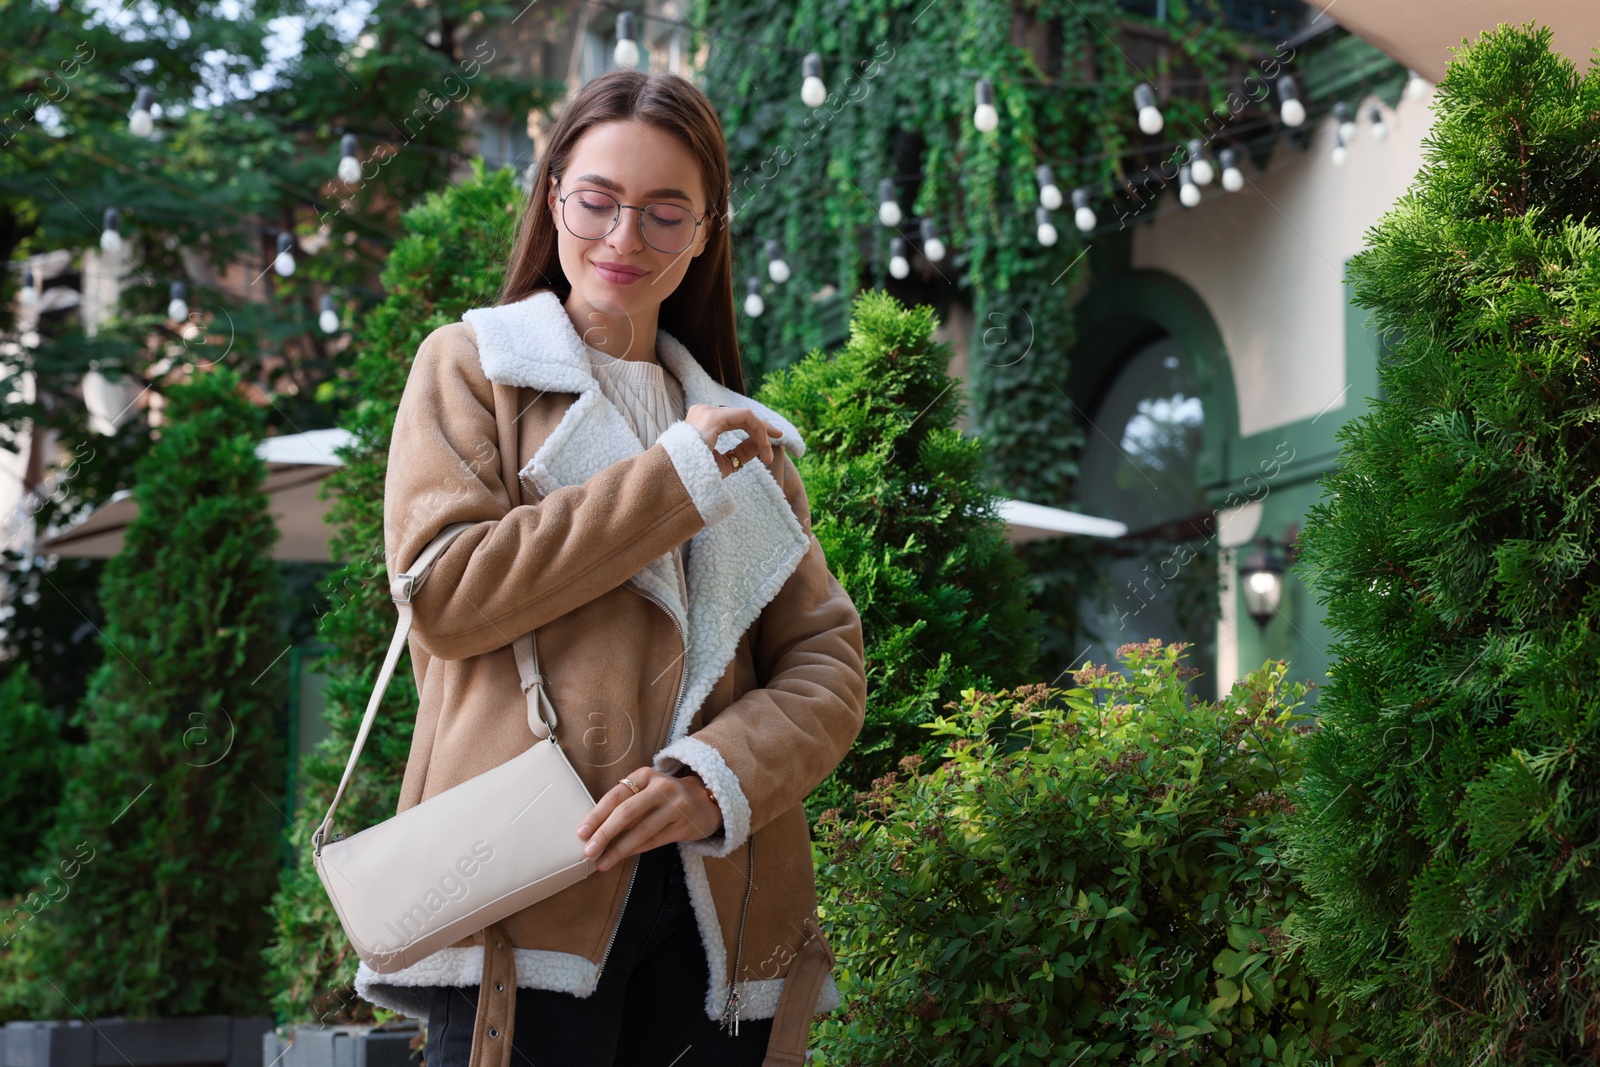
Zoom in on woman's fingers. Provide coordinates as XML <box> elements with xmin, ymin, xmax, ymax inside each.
<box><xmin>577</xmin><ymin>770</ymin><xmax>720</xmax><ymax>870</ymax></box>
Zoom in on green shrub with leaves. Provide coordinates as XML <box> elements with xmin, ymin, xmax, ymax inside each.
<box><xmin>811</xmin><ymin>640</ymin><xmax>1371</xmax><ymax>1066</ymax></box>
<box><xmin>263</xmin><ymin>159</ymin><xmax>519</xmax><ymax>1024</ymax></box>
<box><xmin>0</xmin><ymin>365</ymin><xmax>287</xmax><ymax>1019</ymax></box>
<box><xmin>1285</xmin><ymin>23</ymin><xmax>1600</xmax><ymax>1065</ymax></box>
<box><xmin>757</xmin><ymin>290</ymin><xmax>1042</xmax><ymax>822</ymax></box>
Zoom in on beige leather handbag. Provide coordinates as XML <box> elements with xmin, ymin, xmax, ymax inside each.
<box><xmin>312</xmin><ymin>520</ymin><xmax>601</xmax><ymax>974</ymax></box>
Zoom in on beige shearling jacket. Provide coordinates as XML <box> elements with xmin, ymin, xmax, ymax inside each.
<box><xmin>355</xmin><ymin>288</ymin><xmax>867</xmax><ymax>1038</ymax></box>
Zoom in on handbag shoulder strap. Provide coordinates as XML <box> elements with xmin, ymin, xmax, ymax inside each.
<box><xmin>313</xmin><ymin>521</ymin><xmax>556</xmax><ymax>855</ymax></box>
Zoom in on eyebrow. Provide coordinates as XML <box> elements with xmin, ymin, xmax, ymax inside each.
<box><xmin>572</xmin><ymin>173</ymin><xmax>696</xmax><ymax>203</ymax></box>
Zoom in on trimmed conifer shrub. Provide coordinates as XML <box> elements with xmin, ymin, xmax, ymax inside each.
<box><xmin>0</xmin><ymin>665</ymin><xmax>63</xmax><ymax>899</ymax></box>
<box><xmin>2</xmin><ymin>364</ymin><xmax>287</xmax><ymax>1018</ymax></box>
<box><xmin>757</xmin><ymin>290</ymin><xmax>1042</xmax><ymax>821</ymax></box>
<box><xmin>263</xmin><ymin>160</ymin><xmax>519</xmax><ymax>1023</ymax></box>
<box><xmin>1286</xmin><ymin>24</ymin><xmax>1600</xmax><ymax>1064</ymax></box>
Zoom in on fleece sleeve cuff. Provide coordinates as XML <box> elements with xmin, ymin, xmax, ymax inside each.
<box><xmin>657</xmin><ymin>420</ymin><xmax>737</xmax><ymax>529</ymax></box>
<box><xmin>652</xmin><ymin>734</ymin><xmax>752</xmax><ymax>858</ymax></box>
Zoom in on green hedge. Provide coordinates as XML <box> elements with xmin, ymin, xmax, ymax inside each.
<box><xmin>811</xmin><ymin>640</ymin><xmax>1371</xmax><ymax>1066</ymax></box>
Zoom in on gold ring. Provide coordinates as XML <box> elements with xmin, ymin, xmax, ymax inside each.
<box><xmin>619</xmin><ymin>777</ymin><xmax>641</xmax><ymax>795</ymax></box>
<box><xmin>731</xmin><ymin>456</ymin><xmax>743</xmax><ymax>471</ymax></box>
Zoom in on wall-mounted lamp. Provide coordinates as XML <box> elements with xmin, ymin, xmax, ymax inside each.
<box><xmin>1239</xmin><ymin>522</ymin><xmax>1300</xmax><ymax>632</ymax></box>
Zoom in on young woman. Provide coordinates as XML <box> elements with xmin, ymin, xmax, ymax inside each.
<box><xmin>362</xmin><ymin>68</ymin><xmax>867</xmax><ymax>1066</ymax></box>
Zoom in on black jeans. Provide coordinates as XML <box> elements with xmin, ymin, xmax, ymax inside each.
<box><xmin>422</xmin><ymin>840</ymin><xmax>774</xmax><ymax>1066</ymax></box>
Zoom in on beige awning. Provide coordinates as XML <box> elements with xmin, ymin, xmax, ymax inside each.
<box><xmin>35</xmin><ymin>427</ymin><xmax>1126</xmax><ymax>561</ymax></box>
<box><xmin>1308</xmin><ymin>0</ymin><xmax>1600</xmax><ymax>82</ymax></box>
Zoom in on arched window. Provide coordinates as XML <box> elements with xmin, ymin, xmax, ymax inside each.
<box><xmin>1075</xmin><ymin>335</ymin><xmax>1217</xmax><ymax>700</ymax></box>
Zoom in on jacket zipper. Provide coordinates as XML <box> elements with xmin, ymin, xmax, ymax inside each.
<box><xmin>594</xmin><ymin>581</ymin><xmax>689</xmax><ymax>984</ymax></box>
<box><xmin>719</xmin><ymin>832</ymin><xmax>755</xmax><ymax>1036</ymax></box>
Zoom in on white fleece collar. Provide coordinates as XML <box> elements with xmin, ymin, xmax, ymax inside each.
<box><xmin>463</xmin><ymin>288</ymin><xmax>806</xmax><ymax>458</ymax></box>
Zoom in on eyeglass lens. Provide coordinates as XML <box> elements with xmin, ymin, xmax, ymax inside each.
<box><xmin>563</xmin><ymin>189</ymin><xmax>696</xmax><ymax>253</ymax></box>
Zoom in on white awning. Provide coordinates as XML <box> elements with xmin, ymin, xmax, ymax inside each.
<box><xmin>34</xmin><ymin>427</ymin><xmax>1125</xmax><ymax>561</ymax></box>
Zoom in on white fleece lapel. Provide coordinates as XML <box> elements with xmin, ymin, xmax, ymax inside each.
<box><xmin>460</xmin><ymin>291</ymin><xmax>812</xmax><ymax>747</ymax></box>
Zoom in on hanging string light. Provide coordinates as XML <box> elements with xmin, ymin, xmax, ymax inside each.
<box><xmin>1219</xmin><ymin>148</ymin><xmax>1244</xmax><ymax>192</ymax></box>
<box><xmin>1331</xmin><ymin>129</ymin><xmax>1348</xmax><ymax>167</ymax></box>
<box><xmin>274</xmin><ymin>232</ymin><xmax>297</xmax><ymax>277</ymax></box>
<box><xmin>338</xmin><ymin>134</ymin><xmax>361</xmax><ymax>184</ymax></box>
<box><xmin>129</xmin><ymin>86</ymin><xmax>155</xmax><ymax>138</ymax></box>
<box><xmin>800</xmin><ymin>53</ymin><xmax>826</xmax><ymax>108</ymax></box>
<box><xmin>1276</xmin><ymin>74</ymin><xmax>1306</xmax><ymax>127</ymax></box>
<box><xmin>743</xmin><ymin>276</ymin><xmax>764</xmax><ymax>317</ymax></box>
<box><xmin>973</xmin><ymin>78</ymin><xmax>998</xmax><ymax>133</ymax></box>
<box><xmin>1178</xmin><ymin>165</ymin><xmax>1201</xmax><ymax>207</ymax></box>
<box><xmin>20</xmin><ymin>267</ymin><xmax>39</xmax><ymax>307</ymax></box>
<box><xmin>1071</xmin><ymin>188</ymin><xmax>1096</xmax><ymax>233</ymax></box>
<box><xmin>1035</xmin><ymin>164</ymin><xmax>1063</xmax><ymax>210</ymax></box>
<box><xmin>1334</xmin><ymin>102</ymin><xmax>1356</xmax><ymax>144</ymax></box>
<box><xmin>319</xmin><ymin>293</ymin><xmax>341</xmax><ymax>334</ymax></box>
<box><xmin>1134</xmin><ymin>83</ymin><xmax>1164</xmax><ymax>135</ymax></box>
<box><xmin>877</xmin><ymin>179</ymin><xmax>901</xmax><ymax>227</ymax></box>
<box><xmin>167</xmin><ymin>281</ymin><xmax>188</xmax><ymax>321</ymax></box>
<box><xmin>764</xmin><ymin>239</ymin><xmax>790</xmax><ymax>282</ymax></box>
<box><xmin>101</xmin><ymin>208</ymin><xmax>122</xmax><ymax>253</ymax></box>
<box><xmin>1187</xmin><ymin>138</ymin><xmax>1215</xmax><ymax>186</ymax></box>
<box><xmin>1035</xmin><ymin>206</ymin><xmax>1057</xmax><ymax>247</ymax></box>
<box><xmin>1369</xmin><ymin>105</ymin><xmax>1389</xmax><ymax>142</ymax></box>
<box><xmin>887</xmin><ymin>237</ymin><xmax>909</xmax><ymax>278</ymax></box>
<box><xmin>614</xmin><ymin>12</ymin><xmax>640</xmax><ymax>67</ymax></box>
<box><xmin>920</xmin><ymin>218</ymin><xmax>946</xmax><ymax>262</ymax></box>
<box><xmin>1405</xmin><ymin>69</ymin><xmax>1429</xmax><ymax>101</ymax></box>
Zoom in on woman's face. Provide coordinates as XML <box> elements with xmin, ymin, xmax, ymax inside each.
<box><xmin>548</xmin><ymin>119</ymin><xmax>713</xmax><ymax>324</ymax></box>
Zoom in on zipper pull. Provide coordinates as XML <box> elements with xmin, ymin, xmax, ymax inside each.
<box><xmin>719</xmin><ymin>987</ymin><xmax>741</xmax><ymax>1036</ymax></box>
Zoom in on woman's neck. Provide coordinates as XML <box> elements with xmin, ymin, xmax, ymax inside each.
<box><xmin>563</xmin><ymin>292</ymin><xmax>660</xmax><ymax>363</ymax></box>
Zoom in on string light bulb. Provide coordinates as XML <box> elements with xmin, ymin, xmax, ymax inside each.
<box><xmin>1369</xmin><ymin>106</ymin><xmax>1389</xmax><ymax>142</ymax></box>
<box><xmin>167</xmin><ymin>281</ymin><xmax>188</xmax><ymax>322</ymax></box>
<box><xmin>1334</xmin><ymin>102</ymin><xmax>1356</xmax><ymax>144</ymax></box>
<box><xmin>1219</xmin><ymin>148</ymin><xmax>1244</xmax><ymax>193</ymax></box>
<box><xmin>1178</xmin><ymin>166</ymin><xmax>1200</xmax><ymax>208</ymax></box>
<box><xmin>743</xmin><ymin>276</ymin><xmax>764</xmax><ymax>317</ymax></box>
<box><xmin>129</xmin><ymin>86</ymin><xmax>154</xmax><ymax>138</ymax></box>
<box><xmin>888</xmin><ymin>236</ymin><xmax>910</xmax><ymax>279</ymax></box>
<box><xmin>1331</xmin><ymin>129</ymin><xmax>1348</xmax><ymax>167</ymax></box>
<box><xmin>800</xmin><ymin>53</ymin><xmax>826</xmax><ymax>108</ymax></box>
<box><xmin>1188</xmin><ymin>138</ymin><xmax>1215</xmax><ymax>186</ymax></box>
<box><xmin>1036</xmin><ymin>164</ymin><xmax>1063</xmax><ymax>210</ymax></box>
<box><xmin>101</xmin><ymin>208</ymin><xmax>122</xmax><ymax>254</ymax></box>
<box><xmin>1134</xmin><ymin>83</ymin><xmax>1164</xmax><ymax>135</ymax></box>
<box><xmin>319</xmin><ymin>293</ymin><xmax>340</xmax><ymax>334</ymax></box>
<box><xmin>1405</xmin><ymin>69</ymin><xmax>1429</xmax><ymax>102</ymax></box>
<box><xmin>1072</xmin><ymin>188</ymin><xmax>1096</xmax><ymax>233</ymax></box>
<box><xmin>274</xmin><ymin>232</ymin><xmax>296</xmax><ymax>277</ymax></box>
<box><xmin>614</xmin><ymin>12</ymin><xmax>640</xmax><ymax>67</ymax></box>
<box><xmin>1276</xmin><ymin>75</ymin><xmax>1306</xmax><ymax>127</ymax></box>
<box><xmin>20</xmin><ymin>267</ymin><xmax>38</xmax><ymax>307</ymax></box>
<box><xmin>877</xmin><ymin>179</ymin><xmax>901</xmax><ymax>227</ymax></box>
<box><xmin>1035</xmin><ymin>206</ymin><xmax>1058</xmax><ymax>247</ymax></box>
<box><xmin>338</xmin><ymin>134</ymin><xmax>360</xmax><ymax>184</ymax></box>
<box><xmin>765</xmin><ymin>239</ymin><xmax>790</xmax><ymax>283</ymax></box>
<box><xmin>920</xmin><ymin>218</ymin><xmax>946</xmax><ymax>262</ymax></box>
<box><xmin>973</xmin><ymin>78</ymin><xmax>998</xmax><ymax>133</ymax></box>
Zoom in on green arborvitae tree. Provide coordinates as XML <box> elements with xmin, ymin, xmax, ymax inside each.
<box><xmin>0</xmin><ymin>664</ymin><xmax>64</xmax><ymax>898</ymax></box>
<box><xmin>2</xmin><ymin>365</ymin><xmax>287</xmax><ymax>1019</ymax></box>
<box><xmin>758</xmin><ymin>290</ymin><xmax>1042</xmax><ymax>822</ymax></box>
<box><xmin>264</xmin><ymin>160</ymin><xmax>518</xmax><ymax>1025</ymax></box>
<box><xmin>1286</xmin><ymin>24</ymin><xmax>1600</xmax><ymax>1065</ymax></box>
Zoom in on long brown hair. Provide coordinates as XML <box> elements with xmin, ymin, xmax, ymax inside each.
<box><xmin>496</xmin><ymin>68</ymin><xmax>743</xmax><ymax>395</ymax></box>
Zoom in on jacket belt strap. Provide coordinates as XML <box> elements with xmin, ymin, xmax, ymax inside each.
<box><xmin>468</xmin><ymin>922</ymin><xmax>517</xmax><ymax>1067</ymax></box>
<box><xmin>760</xmin><ymin>921</ymin><xmax>836</xmax><ymax>1067</ymax></box>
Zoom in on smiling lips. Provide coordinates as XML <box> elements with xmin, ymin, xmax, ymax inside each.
<box><xmin>595</xmin><ymin>261</ymin><xmax>647</xmax><ymax>282</ymax></box>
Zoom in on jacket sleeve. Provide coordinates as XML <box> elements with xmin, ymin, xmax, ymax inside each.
<box><xmin>651</xmin><ymin>449</ymin><xmax>867</xmax><ymax>857</ymax></box>
<box><xmin>384</xmin><ymin>322</ymin><xmax>736</xmax><ymax>661</ymax></box>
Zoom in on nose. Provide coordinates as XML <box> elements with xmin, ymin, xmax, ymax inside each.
<box><xmin>605</xmin><ymin>207</ymin><xmax>647</xmax><ymax>256</ymax></box>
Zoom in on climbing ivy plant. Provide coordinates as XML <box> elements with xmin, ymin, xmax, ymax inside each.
<box><xmin>698</xmin><ymin>0</ymin><xmax>1305</xmax><ymax>671</ymax></box>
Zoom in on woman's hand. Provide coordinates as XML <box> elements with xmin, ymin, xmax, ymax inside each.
<box><xmin>685</xmin><ymin>403</ymin><xmax>782</xmax><ymax>478</ymax></box>
<box><xmin>575</xmin><ymin>768</ymin><xmax>724</xmax><ymax>871</ymax></box>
